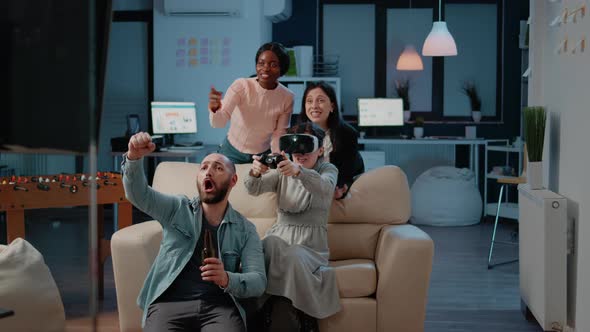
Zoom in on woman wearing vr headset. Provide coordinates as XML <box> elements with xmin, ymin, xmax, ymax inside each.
<box><xmin>208</xmin><ymin>42</ymin><xmax>294</xmax><ymax>164</ymax></box>
<box><xmin>245</xmin><ymin>122</ymin><xmax>341</xmax><ymax>331</ymax></box>
<box><xmin>299</xmin><ymin>81</ymin><xmax>365</xmax><ymax>199</ymax></box>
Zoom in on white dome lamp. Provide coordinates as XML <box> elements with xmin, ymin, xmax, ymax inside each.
<box><xmin>422</xmin><ymin>0</ymin><xmax>458</xmax><ymax>56</ymax></box>
<box><xmin>396</xmin><ymin>45</ymin><xmax>424</xmax><ymax>70</ymax></box>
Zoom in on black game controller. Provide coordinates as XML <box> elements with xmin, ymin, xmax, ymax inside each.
<box><xmin>258</xmin><ymin>153</ymin><xmax>286</xmax><ymax>169</ymax></box>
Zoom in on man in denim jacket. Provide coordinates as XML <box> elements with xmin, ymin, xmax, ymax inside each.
<box><xmin>122</xmin><ymin>132</ymin><xmax>266</xmax><ymax>331</ymax></box>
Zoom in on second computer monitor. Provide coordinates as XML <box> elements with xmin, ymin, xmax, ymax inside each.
<box><xmin>151</xmin><ymin>101</ymin><xmax>197</xmax><ymax>135</ymax></box>
<box><xmin>358</xmin><ymin>98</ymin><xmax>404</xmax><ymax>127</ymax></box>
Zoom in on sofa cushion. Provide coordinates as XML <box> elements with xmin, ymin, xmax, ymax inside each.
<box><xmin>327</xmin><ymin>224</ymin><xmax>382</xmax><ymax>260</ymax></box>
<box><xmin>153</xmin><ymin>162</ymin><xmax>411</xmax><ymax>226</ymax></box>
<box><xmin>0</xmin><ymin>238</ymin><xmax>65</xmax><ymax>332</ymax></box>
<box><xmin>330</xmin><ymin>259</ymin><xmax>377</xmax><ymax>298</ymax></box>
<box><xmin>228</xmin><ymin>164</ymin><xmax>277</xmax><ymax>219</ymax></box>
<box><xmin>319</xmin><ymin>297</ymin><xmax>376</xmax><ymax>332</ymax></box>
<box><xmin>329</xmin><ymin>166</ymin><xmax>410</xmax><ymax>225</ymax></box>
<box><xmin>152</xmin><ymin>161</ymin><xmax>199</xmax><ymax>197</ymax></box>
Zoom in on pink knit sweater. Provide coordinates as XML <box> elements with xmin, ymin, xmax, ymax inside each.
<box><xmin>209</xmin><ymin>78</ymin><xmax>294</xmax><ymax>154</ymax></box>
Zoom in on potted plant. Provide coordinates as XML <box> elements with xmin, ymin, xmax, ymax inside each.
<box><xmin>523</xmin><ymin>106</ymin><xmax>546</xmax><ymax>189</ymax></box>
<box><xmin>461</xmin><ymin>81</ymin><xmax>482</xmax><ymax>122</ymax></box>
<box><xmin>395</xmin><ymin>78</ymin><xmax>411</xmax><ymax>122</ymax></box>
<box><xmin>414</xmin><ymin>116</ymin><xmax>424</xmax><ymax>138</ymax></box>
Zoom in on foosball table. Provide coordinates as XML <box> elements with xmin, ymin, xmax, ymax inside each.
<box><xmin>0</xmin><ymin>172</ymin><xmax>132</xmax><ymax>297</ymax></box>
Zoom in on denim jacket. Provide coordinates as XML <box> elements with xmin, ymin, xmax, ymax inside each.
<box><xmin>121</xmin><ymin>157</ymin><xmax>267</xmax><ymax>328</ymax></box>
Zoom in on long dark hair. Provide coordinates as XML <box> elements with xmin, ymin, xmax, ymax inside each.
<box><xmin>298</xmin><ymin>81</ymin><xmax>341</xmax><ymax>151</ymax></box>
<box><xmin>255</xmin><ymin>42</ymin><xmax>290</xmax><ymax>76</ymax></box>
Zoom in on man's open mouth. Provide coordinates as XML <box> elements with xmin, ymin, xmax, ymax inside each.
<box><xmin>203</xmin><ymin>178</ymin><xmax>215</xmax><ymax>193</ymax></box>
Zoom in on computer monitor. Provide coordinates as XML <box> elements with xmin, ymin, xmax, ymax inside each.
<box><xmin>358</xmin><ymin>98</ymin><xmax>404</xmax><ymax>127</ymax></box>
<box><xmin>151</xmin><ymin>101</ymin><xmax>197</xmax><ymax>135</ymax></box>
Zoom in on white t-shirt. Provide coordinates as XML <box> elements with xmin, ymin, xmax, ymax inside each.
<box><xmin>322</xmin><ymin>130</ymin><xmax>333</xmax><ymax>162</ymax></box>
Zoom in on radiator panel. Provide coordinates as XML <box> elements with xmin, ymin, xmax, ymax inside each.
<box><xmin>518</xmin><ymin>184</ymin><xmax>567</xmax><ymax>331</ymax></box>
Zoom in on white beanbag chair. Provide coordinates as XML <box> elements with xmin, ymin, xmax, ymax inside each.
<box><xmin>0</xmin><ymin>238</ymin><xmax>65</xmax><ymax>332</ymax></box>
<box><xmin>410</xmin><ymin>166</ymin><xmax>482</xmax><ymax>226</ymax></box>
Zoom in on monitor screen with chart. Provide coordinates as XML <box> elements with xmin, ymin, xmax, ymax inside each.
<box><xmin>151</xmin><ymin>102</ymin><xmax>197</xmax><ymax>134</ymax></box>
<box><xmin>358</xmin><ymin>98</ymin><xmax>404</xmax><ymax>127</ymax></box>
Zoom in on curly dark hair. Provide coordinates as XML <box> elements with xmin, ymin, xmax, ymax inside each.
<box><xmin>255</xmin><ymin>42</ymin><xmax>290</xmax><ymax>76</ymax></box>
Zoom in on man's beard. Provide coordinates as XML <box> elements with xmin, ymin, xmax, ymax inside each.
<box><xmin>198</xmin><ymin>177</ymin><xmax>231</xmax><ymax>204</ymax></box>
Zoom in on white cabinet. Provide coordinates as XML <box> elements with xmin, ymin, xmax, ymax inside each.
<box><xmin>359</xmin><ymin>150</ymin><xmax>385</xmax><ymax>172</ymax></box>
<box><xmin>279</xmin><ymin>77</ymin><xmax>341</xmax><ymax>114</ymax></box>
<box><xmin>484</xmin><ymin>142</ymin><xmax>523</xmax><ymax>219</ymax></box>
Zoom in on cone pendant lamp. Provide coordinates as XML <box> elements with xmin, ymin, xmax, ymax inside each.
<box><xmin>422</xmin><ymin>0</ymin><xmax>458</xmax><ymax>56</ymax></box>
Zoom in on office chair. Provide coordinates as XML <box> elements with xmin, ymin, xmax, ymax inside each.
<box><xmin>487</xmin><ymin>145</ymin><xmax>527</xmax><ymax>269</ymax></box>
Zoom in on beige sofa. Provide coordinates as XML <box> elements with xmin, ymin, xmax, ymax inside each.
<box><xmin>111</xmin><ymin>162</ymin><xmax>434</xmax><ymax>332</ymax></box>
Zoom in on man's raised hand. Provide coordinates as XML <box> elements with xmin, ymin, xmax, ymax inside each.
<box><xmin>127</xmin><ymin>132</ymin><xmax>156</xmax><ymax>160</ymax></box>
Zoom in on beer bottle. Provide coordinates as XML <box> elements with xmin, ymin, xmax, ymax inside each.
<box><xmin>201</xmin><ymin>228</ymin><xmax>217</xmax><ymax>264</ymax></box>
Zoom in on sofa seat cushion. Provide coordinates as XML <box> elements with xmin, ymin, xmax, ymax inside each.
<box><xmin>330</xmin><ymin>259</ymin><xmax>376</xmax><ymax>298</ymax></box>
<box><xmin>329</xmin><ymin>166</ymin><xmax>410</xmax><ymax>225</ymax></box>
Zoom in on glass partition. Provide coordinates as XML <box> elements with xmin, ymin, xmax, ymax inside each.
<box><xmin>443</xmin><ymin>3</ymin><xmax>498</xmax><ymax>119</ymax></box>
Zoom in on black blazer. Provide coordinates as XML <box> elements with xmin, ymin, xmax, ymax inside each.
<box><xmin>328</xmin><ymin>122</ymin><xmax>365</xmax><ymax>188</ymax></box>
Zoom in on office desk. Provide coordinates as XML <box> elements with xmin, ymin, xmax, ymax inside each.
<box><xmin>359</xmin><ymin>138</ymin><xmax>507</xmax><ymax>187</ymax></box>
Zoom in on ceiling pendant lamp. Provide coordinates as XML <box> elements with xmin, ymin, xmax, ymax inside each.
<box><xmin>396</xmin><ymin>45</ymin><xmax>424</xmax><ymax>70</ymax></box>
<box><xmin>422</xmin><ymin>0</ymin><xmax>458</xmax><ymax>56</ymax></box>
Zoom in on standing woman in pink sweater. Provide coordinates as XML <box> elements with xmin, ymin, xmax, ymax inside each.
<box><xmin>208</xmin><ymin>42</ymin><xmax>294</xmax><ymax>164</ymax></box>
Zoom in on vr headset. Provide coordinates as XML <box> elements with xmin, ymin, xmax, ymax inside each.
<box><xmin>279</xmin><ymin>134</ymin><xmax>319</xmax><ymax>154</ymax></box>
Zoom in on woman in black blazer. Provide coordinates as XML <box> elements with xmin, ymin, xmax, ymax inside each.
<box><xmin>298</xmin><ymin>81</ymin><xmax>364</xmax><ymax>199</ymax></box>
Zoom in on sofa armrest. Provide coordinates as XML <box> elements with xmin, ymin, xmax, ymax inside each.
<box><xmin>111</xmin><ymin>221</ymin><xmax>162</xmax><ymax>332</ymax></box>
<box><xmin>374</xmin><ymin>224</ymin><xmax>434</xmax><ymax>332</ymax></box>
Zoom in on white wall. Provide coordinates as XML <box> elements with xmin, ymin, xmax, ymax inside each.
<box><xmin>529</xmin><ymin>1</ymin><xmax>590</xmax><ymax>329</ymax></box>
<box><xmin>153</xmin><ymin>0</ymin><xmax>272</xmax><ymax>145</ymax></box>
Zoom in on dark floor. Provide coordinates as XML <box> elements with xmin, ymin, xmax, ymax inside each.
<box><xmin>0</xmin><ymin>208</ymin><xmax>542</xmax><ymax>331</ymax></box>
<box><xmin>421</xmin><ymin>221</ymin><xmax>541</xmax><ymax>332</ymax></box>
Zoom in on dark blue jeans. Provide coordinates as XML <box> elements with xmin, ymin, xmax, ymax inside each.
<box><xmin>218</xmin><ymin>137</ymin><xmax>270</xmax><ymax>165</ymax></box>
